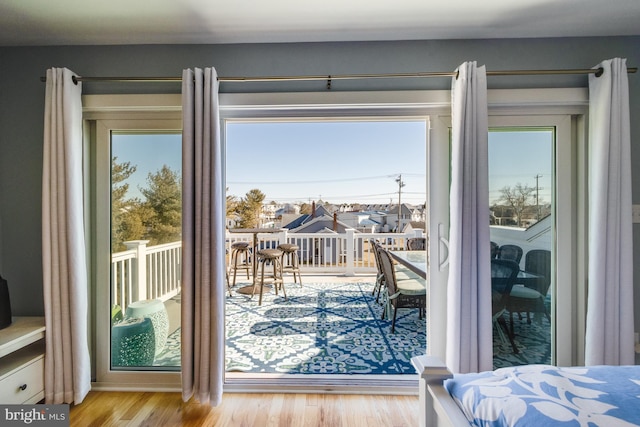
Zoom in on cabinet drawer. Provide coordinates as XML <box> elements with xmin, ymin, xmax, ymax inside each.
<box><xmin>0</xmin><ymin>357</ymin><xmax>44</xmax><ymax>404</ymax></box>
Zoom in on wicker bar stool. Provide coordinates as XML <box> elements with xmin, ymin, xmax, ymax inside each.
<box><xmin>229</xmin><ymin>242</ymin><xmax>252</xmax><ymax>287</ymax></box>
<box><xmin>277</xmin><ymin>243</ymin><xmax>302</xmax><ymax>286</ymax></box>
<box><xmin>253</xmin><ymin>248</ymin><xmax>285</xmax><ymax>305</ymax></box>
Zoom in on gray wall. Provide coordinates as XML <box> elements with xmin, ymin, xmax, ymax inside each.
<box><xmin>1</xmin><ymin>38</ymin><xmax>639</xmax><ymax>335</ymax></box>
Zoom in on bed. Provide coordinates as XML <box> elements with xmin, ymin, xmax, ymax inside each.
<box><xmin>411</xmin><ymin>355</ymin><xmax>640</xmax><ymax>427</ymax></box>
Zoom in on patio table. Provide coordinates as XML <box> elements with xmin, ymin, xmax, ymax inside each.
<box><xmin>389</xmin><ymin>250</ymin><xmax>543</xmax><ymax>285</ymax></box>
<box><xmin>229</xmin><ymin>227</ymin><xmax>282</xmax><ymax>295</ymax></box>
<box><xmin>389</xmin><ymin>250</ymin><xmax>427</xmax><ymax>279</ymax></box>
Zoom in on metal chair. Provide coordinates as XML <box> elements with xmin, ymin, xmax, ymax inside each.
<box><xmin>278</xmin><ymin>243</ymin><xmax>302</xmax><ymax>286</ymax></box>
<box><xmin>253</xmin><ymin>248</ymin><xmax>285</xmax><ymax>306</ymax></box>
<box><xmin>229</xmin><ymin>241</ymin><xmax>252</xmax><ymax>289</ymax></box>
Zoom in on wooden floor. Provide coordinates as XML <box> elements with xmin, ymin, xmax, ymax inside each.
<box><xmin>69</xmin><ymin>391</ymin><xmax>420</xmax><ymax>427</ymax></box>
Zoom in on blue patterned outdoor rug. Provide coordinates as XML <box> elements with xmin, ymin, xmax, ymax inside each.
<box><xmin>153</xmin><ymin>281</ymin><xmax>550</xmax><ymax>372</ymax></box>
<box><xmin>225</xmin><ymin>280</ymin><xmax>426</xmax><ymax>374</ymax></box>
<box><xmin>493</xmin><ymin>311</ymin><xmax>551</xmax><ymax>369</ymax></box>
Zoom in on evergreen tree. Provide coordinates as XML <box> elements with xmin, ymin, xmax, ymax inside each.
<box><xmin>237</xmin><ymin>188</ymin><xmax>266</xmax><ymax>228</ymax></box>
<box><xmin>111</xmin><ymin>157</ymin><xmax>144</xmax><ymax>251</ymax></box>
<box><xmin>140</xmin><ymin>165</ymin><xmax>182</xmax><ymax>244</ymax></box>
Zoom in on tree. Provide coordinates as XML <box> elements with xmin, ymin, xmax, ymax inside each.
<box><xmin>111</xmin><ymin>157</ymin><xmax>144</xmax><ymax>251</ymax></box>
<box><xmin>237</xmin><ymin>188</ymin><xmax>266</xmax><ymax>228</ymax></box>
<box><xmin>226</xmin><ymin>187</ymin><xmax>239</xmax><ymax>218</ymax></box>
<box><xmin>140</xmin><ymin>165</ymin><xmax>182</xmax><ymax>245</ymax></box>
<box><xmin>497</xmin><ymin>183</ymin><xmax>536</xmax><ymax>227</ymax></box>
<box><xmin>299</xmin><ymin>202</ymin><xmax>312</xmax><ymax>215</ymax></box>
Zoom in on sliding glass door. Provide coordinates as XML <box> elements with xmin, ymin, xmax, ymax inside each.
<box><xmin>94</xmin><ymin>117</ymin><xmax>183</xmax><ymax>386</ymax></box>
<box><xmin>428</xmin><ymin>113</ymin><xmax>581</xmax><ymax>368</ymax></box>
<box><xmin>488</xmin><ymin>127</ymin><xmax>554</xmax><ymax>368</ymax></box>
<box><xmin>109</xmin><ymin>131</ymin><xmax>182</xmax><ymax>370</ymax></box>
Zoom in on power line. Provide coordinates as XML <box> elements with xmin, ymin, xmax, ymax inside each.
<box><xmin>227</xmin><ymin>172</ymin><xmax>425</xmax><ymax>185</ymax></box>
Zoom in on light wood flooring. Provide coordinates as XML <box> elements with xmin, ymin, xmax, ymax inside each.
<box><xmin>69</xmin><ymin>391</ymin><xmax>419</xmax><ymax>427</ymax></box>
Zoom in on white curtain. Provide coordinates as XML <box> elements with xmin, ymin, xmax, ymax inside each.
<box><xmin>446</xmin><ymin>61</ymin><xmax>493</xmax><ymax>374</ymax></box>
<box><xmin>42</xmin><ymin>67</ymin><xmax>91</xmax><ymax>404</ymax></box>
<box><xmin>585</xmin><ymin>58</ymin><xmax>634</xmax><ymax>366</ymax></box>
<box><xmin>181</xmin><ymin>67</ymin><xmax>226</xmax><ymax>405</ymax></box>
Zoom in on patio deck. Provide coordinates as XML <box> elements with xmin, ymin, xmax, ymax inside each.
<box><xmin>163</xmin><ymin>273</ymin><xmax>381</xmax><ymax>336</ymax></box>
<box><xmin>157</xmin><ymin>272</ymin><xmax>550</xmax><ymax>372</ymax></box>
<box><xmin>154</xmin><ymin>273</ymin><xmax>428</xmax><ymax>374</ymax></box>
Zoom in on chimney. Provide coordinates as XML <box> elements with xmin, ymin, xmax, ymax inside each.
<box><xmin>333</xmin><ymin>212</ymin><xmax>338</xmax><ymax>231</ymax></box>
<box><xmin>311</xmin><ymin>201</ymin><xmax>316</xmax><ymax>218</ymax></box>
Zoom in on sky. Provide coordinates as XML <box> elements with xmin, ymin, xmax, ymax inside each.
<box><xmin>488</xmin><ymin>129</ymin><xmax>553</xmax><ymax>205</ymax></box>
<box><xmin>225</xmin><ymin>120</ymin><xmax>427</xmax><ymax>205</ymax></box>
<box><xmin>111</xmin><ymin>122</ymin><xmax>552</xmax><ymax>208</ymax></box>
<box><xmin>112</xmin><ymin>132</ymin><xmax>182</xmax><ymax>200</ymax></box>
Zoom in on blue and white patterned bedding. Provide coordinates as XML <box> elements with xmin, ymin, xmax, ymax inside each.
<box><xmin>444</xmin><ymin>364</ymin><xmax>640</xmax><ymax>426</ymax></box>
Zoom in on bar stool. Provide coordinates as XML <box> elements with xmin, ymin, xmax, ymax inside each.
<box><xmin>229</xmin><ymin>242</ymin><xmax>251</xmax><ymax>287</ymax></box>
<box><xmin>278</xmin><ymin>243</ymin><xmax>302</xmax><ymax>286</ymax></box>
<box><xmin>253</xmin><ymin>248</ymin><xmax>285</xmax><ymax>305</ymax></box>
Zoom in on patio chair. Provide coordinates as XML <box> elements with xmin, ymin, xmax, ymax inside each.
<box><xmin>369</xmin><ymin>239</ymin><xmax>386</xmax><ymax>303</ymax></box>
<box><xmin>497</xmin><ymin>244</ymin><xmax>523</xmax><ymax>265</ymax></box>
<box><xmin>490</xmin><ymin>241</ymin><xmax>499</xmax><ymax>259</ymax></box>
<box><xmin>376</xmin><ymin>245</ymin><xmax>426</xmax><ymax>333</ymax></box>
<box><xmin>491</xmin><ymin>259</ymin><xmax>520</xmax><ymax>353</ymax></box>
<box><xmin>406</xmin><ymin>237</ymin><xmax>426</xmax><ymax>250</ymax></box>
<box><xmin>507</xmin><ymin>249</ymin><xmax>552</xmax><ymax>331</ymax></box>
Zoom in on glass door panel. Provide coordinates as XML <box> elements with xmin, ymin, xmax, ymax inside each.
<box><xmin>109</xmin><ymin>132</ymin><xmax>182</xmax><ymax>370</ymax></box>
<box><xmin>489</xmin><ymin>128</ymin><xmax>554</xmax><ymax>368</ymax></box>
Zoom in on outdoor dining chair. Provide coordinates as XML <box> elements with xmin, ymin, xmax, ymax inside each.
<box><xmin>497</xmin><ymin>244</ymin><xmax>523</xmax><ymax>265</ymax></box>
<box><xmin>376</xmin><ymin>245</ymin><xmax>426</xmax><ymax>333</ymax></box>
<box><xmin>507</xmin><ymin>249</ymin><xmax>552</xmax><ymax>331</ymax></box>
<box><xmin>491</xmin><ymin>259</ymin><xmax>520</xmax><ymax>354</ymax></box>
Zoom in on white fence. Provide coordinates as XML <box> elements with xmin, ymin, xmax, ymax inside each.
<box><xmin>110</xmin><ymin>229</ymin><xmax>423</xmax><ymax>312</ymax></box>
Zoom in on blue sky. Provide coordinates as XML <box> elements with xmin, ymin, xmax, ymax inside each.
<box><xmin>225</xmin><ymin>120</ymin><xmax>427</xmax><ymax>205</ymax></box>
<box><xmin>112</xmin><ymin>133</ymin><xmax>182</xmax><ymax>200</ymax></box>
<box><xmin>111</xmin><ymin>122</ymin><xmax>551</xmax><ymax>207</ymax></box>
<box><xmin>488</xmin><ymin>130</ymin><xmax>552</xmax><ymax>205</ymax></box>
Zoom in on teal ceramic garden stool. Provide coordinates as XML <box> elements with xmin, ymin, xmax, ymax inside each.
<box><xmin>125</xmin><ymin>299</ymin><xmax>169</xmax><ymax>356</ymax></box>
<box><xmin>111</xmin><ymin>317</ymin><xmax>155</xmax><ymax>367</ymax></box>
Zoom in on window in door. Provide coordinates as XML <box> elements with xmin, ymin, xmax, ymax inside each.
<box><xmin>109</xmin><ymin>131</ymin><xmax>182</xmax><ymax>371</ymax></box>
<box><xmin>93</xmin><ymin>115</ymin><xmax>183</xmax><ymax>386</ymax></box>
<box><xmin>488</xmin><ymin>127</ymin><xmax>554</xmax><ymax>368</ymax></box>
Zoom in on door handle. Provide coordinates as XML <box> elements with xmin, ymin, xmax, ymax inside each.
<box><xmin>438</xmin><ymin>223</ymin><xmax>449</xmax><ymax>271</ymax></box>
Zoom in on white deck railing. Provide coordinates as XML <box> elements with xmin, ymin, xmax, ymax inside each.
<box><xmin>111</xmin><ymin>229</ymin><xmax>423</xmax><ymax>312</ymax></box>
<box><xmin>111</xmin><ymin>240</ymin><xmax>182</xmax><ymax>313</ymax></box>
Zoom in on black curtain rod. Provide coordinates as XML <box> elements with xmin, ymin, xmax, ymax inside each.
<box><xmin>39</xmin><ymin>67</ymin><xmax>637</xmax><ymax>84</ymax></box>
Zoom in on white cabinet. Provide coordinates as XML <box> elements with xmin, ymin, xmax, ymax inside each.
<box><xmin>0</xmin><ymin>317</ymin><xmax>45</xmax><ymax>404</ymax></box>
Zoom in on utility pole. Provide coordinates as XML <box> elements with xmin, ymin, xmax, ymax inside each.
<box><xmin>396</xmin><ymin>174</ymin><xmax>405</xmax><ymax>232</ymax></box>
<box><xmin>534</xmin><ymin>174</ymin><xmax>542</xmax><ymax>220</ymax></box>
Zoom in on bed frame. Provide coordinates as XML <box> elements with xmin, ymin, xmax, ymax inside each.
<box><xmin>411</xmin><ymin>355</ymin><xmax>471</xmax><ymax>427</ymax></box>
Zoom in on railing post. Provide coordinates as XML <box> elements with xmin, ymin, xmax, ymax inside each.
<box><xmin>345</xmin><ymin>228</ymin><xmax>356</xmax><ymax>276</ymax></box>
<box><xmin>279</xmin><ymin>228</ymin><xmax>288</xmax><ymax>246</ymax></box>
<box><xmin>124</xmin><ymin>240</ymin><xmax>149</xmax><ymax>302</ymax></box>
